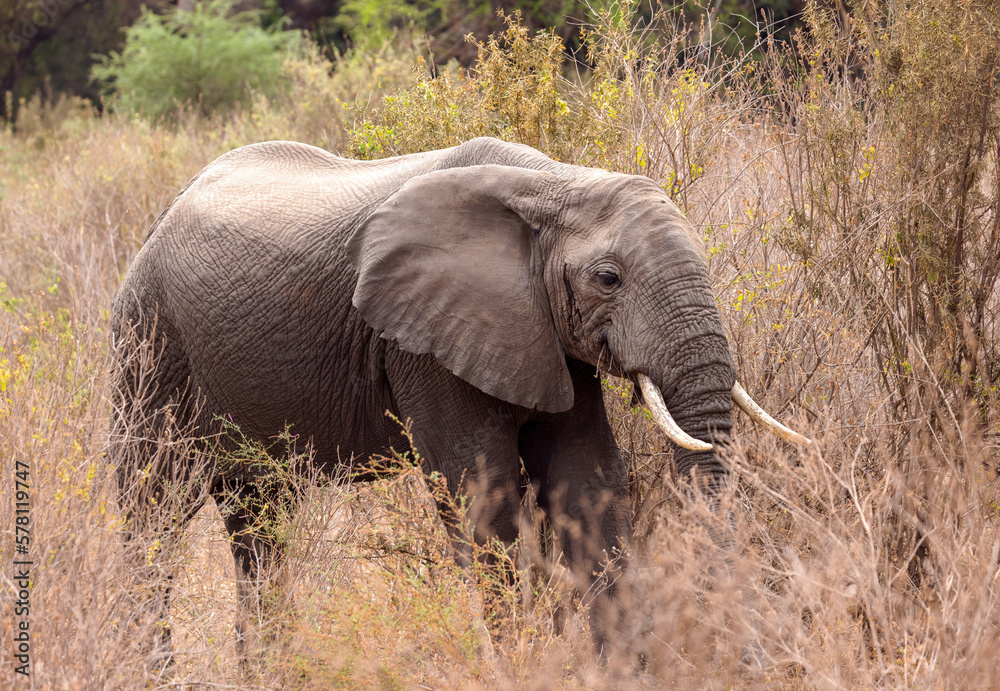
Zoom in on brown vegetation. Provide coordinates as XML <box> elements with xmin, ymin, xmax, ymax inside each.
<box><xmin>1</xmin><ymin>2</ymin><xmax>998</xmax><ymax>687</ymax></box>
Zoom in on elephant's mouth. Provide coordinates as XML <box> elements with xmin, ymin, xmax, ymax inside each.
<box><xmin>634</xmin><ymin>373</ymin><xmax>814</xmax><ymax>451</ymax></box>
<box><xmin>596</xmin><ymin>340</ymin><xmax>629</xmax><ymax>379</ymax></box>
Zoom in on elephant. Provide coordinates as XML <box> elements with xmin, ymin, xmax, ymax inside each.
<box><xmin>110</xmin><ymin>136</ymin><xmax>810</xmax><ymax>666</ymax></box>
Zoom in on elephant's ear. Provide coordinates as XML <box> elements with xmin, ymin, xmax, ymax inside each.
<box><xmin>347</xmin><ymin>165</ymin><xmax>574</xmax><ymax>413</ymax></box>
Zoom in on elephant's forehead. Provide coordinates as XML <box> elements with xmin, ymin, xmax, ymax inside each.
<box><xmin>565</xmin><ymin>173</ymin><xmax>684</xmax><ymax>225</ymax></box>
<box><xmin>562</xmin><ymin>173</ymin><xmax>701</xmax><ymax>256</ymax></box>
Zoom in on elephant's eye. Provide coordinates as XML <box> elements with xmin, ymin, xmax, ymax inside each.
<box><xmin>596</xmin><ymin>269</ymin><xmax>622</xmax><ymax>289</ymax></box>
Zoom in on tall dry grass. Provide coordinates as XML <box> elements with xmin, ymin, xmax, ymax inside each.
<box><xmin>1</xmin><ymin>2</ymin><xmax>998</xmax><ymax>687</ymax></box>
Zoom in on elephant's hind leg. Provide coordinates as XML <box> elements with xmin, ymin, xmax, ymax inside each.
<box><xmin>110</xmin><ymin>313</ymin><xmax>212</xmax><ymax>671</ymax></box>
<box><xmin>212</xmin><ymin>473</ymin><xmax>301</xmax><ymax>663</ymax></box>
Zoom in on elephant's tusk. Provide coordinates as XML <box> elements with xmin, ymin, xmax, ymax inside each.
<box><xmin>637</xmin><ymin>373</ymin><xmax>714</xmax><ymax>452</ymax></box>
<box><xmin>731</xmin><ymin>381</ymin><xmax>814</xmax><ymax>446</ymax></box>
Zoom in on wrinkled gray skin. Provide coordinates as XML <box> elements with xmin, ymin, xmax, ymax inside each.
<box><xmin>112</xmin><ymin>137</ymin><xmax>736</xmax><ymax>661</ymax></box>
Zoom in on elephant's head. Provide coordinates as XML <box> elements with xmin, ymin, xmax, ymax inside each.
<box><xmin>348</xmin><ymin>163</ymin><xmax>809</xmax><ymax>484</ymax></box>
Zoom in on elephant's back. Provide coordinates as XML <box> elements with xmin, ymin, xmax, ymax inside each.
<box><xmin>149</xmin><ymin>141</ymin><xmax>442</xmax><ymax>246</ymax></box>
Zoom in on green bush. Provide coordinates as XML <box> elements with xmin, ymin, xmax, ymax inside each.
<box><xmin>333</xmin><ymin>0</ymin><xmax>432</xmax><ymax>50</ymax></box>
<box><xmin>91</xmin><ymin>0</ymin><xmax>301</xmax><ymax>119</ymax></box>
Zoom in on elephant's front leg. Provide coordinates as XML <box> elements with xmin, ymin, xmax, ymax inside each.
<box><xmin>387</xmin><ymin>354</ymin><xmax>528</xmax><ymax>630</ymax></box>
<box><xmin>518</xmin><ymin>361</ymin><xmax>645</xmax><ymax>658</ymax></box>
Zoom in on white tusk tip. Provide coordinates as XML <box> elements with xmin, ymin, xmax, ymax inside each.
<box><xmin>731</xmin><ymin>381</ymin><xmax>814</xmax><ymax>447</ymax></box>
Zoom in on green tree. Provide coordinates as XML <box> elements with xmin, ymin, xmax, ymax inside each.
<box><xmin>92</xmin><ymin>0</ymin><xmax>302</xmax><ymax>119</ymax></box>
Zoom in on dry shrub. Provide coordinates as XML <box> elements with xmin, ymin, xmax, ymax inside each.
<box><xmin>0</xmin><ymin>299</ymin><xmax>174</xmax><ymax>687</ymax></box>
<box><xmin>8</xmin><ymin>88</ymin><xmax>94</xmax><ymax>148</ymax></box>
<box><xmin>348</xmin><ymin>11</ymin><xmax>589</xmax><ymax>162</ymax></box>
<box><xmin>251</xmin><ymin>38</ymin><xmax>426</xmax><ymax>153</ymax></box>
<box><xmin>2</xmin><ymin>1</ymin><xmax>999</xmax><ymax>687</ymax></box>
<box><xmin>731</xmin><ymin>424</ymin><xmax>1000</xmax><ymax>687</ymax></box>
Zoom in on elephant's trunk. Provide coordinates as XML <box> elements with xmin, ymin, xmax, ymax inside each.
<box><xmin>637</xmin><ymin>335</ymin><xmax>736</xmax><ymax>491</ymax></box>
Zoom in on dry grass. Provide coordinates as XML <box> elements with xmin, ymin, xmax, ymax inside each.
<box><xmin>2</xmin><ymin>3</ymin><xmax>999</xmax><ymax>687</ymax></box>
